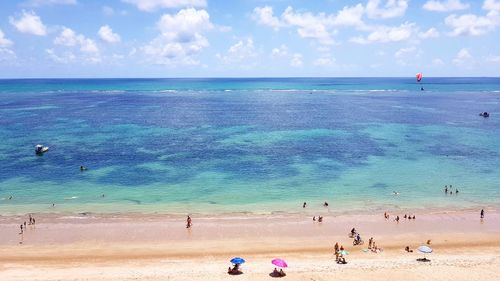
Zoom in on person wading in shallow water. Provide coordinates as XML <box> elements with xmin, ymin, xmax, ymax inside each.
<box><xmin>186</xmin><ymin>215</ymin><xmax>192</xmax><ymax>228</ymax></box>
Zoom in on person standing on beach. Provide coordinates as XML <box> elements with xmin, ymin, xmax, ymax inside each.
<box><xmin>20</xmin><ymin>224</ymin><xmax>23</xmax><ymax>234</ymax></box>
<box><xmin>480</xmin><ymin>209</ymin><xmax>484</xmax><ymax>219</ymax></box>
<box><xmin>186</xmin><ymin>215</ymin><xmax>192</xmax><ymax>228</ymax></box>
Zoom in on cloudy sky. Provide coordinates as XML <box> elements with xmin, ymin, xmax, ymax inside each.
<box><xmin>0</xmin><ymin>0</ymin><xmax>499</xmax><ymax>78</ymax></box>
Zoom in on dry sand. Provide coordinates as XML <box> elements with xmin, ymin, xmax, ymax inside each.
<box><xmin>1</xmin><ymin>211</ymin><xmax>499</xmax><ymax>280</ymax></box>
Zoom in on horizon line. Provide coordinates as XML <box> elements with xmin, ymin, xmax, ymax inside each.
<box><xmin>1</xmin><ymin>76</ymin><xmax>500</xmax><ymax>80</ymax></box>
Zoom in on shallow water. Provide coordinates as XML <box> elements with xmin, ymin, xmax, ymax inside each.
<box><xmin>0</xmin><ymin>78</ymin><xmax>499</xmax><ymax>215</ymax></box>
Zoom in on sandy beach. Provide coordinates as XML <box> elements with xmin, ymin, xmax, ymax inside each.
<box><xmin>1</xmin><ymin>210</ymin><xmax>499</xmax><ymax>280</ymax></box>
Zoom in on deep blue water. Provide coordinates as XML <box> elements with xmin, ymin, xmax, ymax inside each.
<box><xmin>0</xmin><ymin>78</ymin><xmax>499</xmax><ymax>215</ymax></box>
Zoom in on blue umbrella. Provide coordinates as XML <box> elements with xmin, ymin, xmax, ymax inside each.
<box><xmin>230</xmin><ymin>257</ymin><xmax>246</xmax><ymax>265</ymax></box>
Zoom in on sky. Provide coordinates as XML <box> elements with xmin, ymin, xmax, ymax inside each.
<box><xmin>0</xmin><ymin>0</ymin><xmax>499</xmax><ymax>78</ymax></box>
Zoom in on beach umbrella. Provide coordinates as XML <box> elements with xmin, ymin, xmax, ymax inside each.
<box><xmin>418</xmin><ymin>246</ymin><xmax>432</xmax><ymax>254</ymax></box>
<box><xmin>417</xmin><ymin>245</ymin><xmax>432</xmax><ymax>261</ymax></box>
<box><xmin>338</xmin><ymin>250</ymin><xmax>349</xmax><ymax>256</ymax></box>
<box><xmin>230</xmin><ymin>257</ymin><xmax>245</xmax><ymax>265</ymax></box>
<box><xmin>272</xmin><ymin>258</ymin><xmax>288</xmax><ymax>268</ymax></box>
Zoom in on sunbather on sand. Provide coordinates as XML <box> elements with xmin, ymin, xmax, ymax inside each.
<box><xmin>279</xmin><ymin>269</ymin><xmax>286</xmax><ymax>276</ymax></box>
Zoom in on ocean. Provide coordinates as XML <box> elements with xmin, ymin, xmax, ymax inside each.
<box><xmin>0</xmin><ymin>78</ymin><xmax>499</xmax><ymax>215</ymax></box>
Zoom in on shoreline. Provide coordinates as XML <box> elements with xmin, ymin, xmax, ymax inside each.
<box><xmin>0</xmin><ymin>203</ymin><xmax>498</xmax><ymax>220</ymax></box>
<box><xmin>1</xmin><ymin>210</ymin><xmax>499</xmax><ymax>245</ymax></box>
<box><xmin>1</xmin><ymin>210</ymin><xmax>500</xmax><ymax>280</ymax></box>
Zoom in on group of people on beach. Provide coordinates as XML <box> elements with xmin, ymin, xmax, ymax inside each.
<box><xmin>384</xmin><ymin>212</ymin><xmax>416</xmax><ymax>223</ymax></box>
<box><xmin>302</xmin><ymin>201</ymin><xmax>328</xmax><ymax>223</ymax></box>
<box><xmin>368</xmin><ymin>237</ymin><xmax>382</xmax><ymax>253</ymax></box>
<box><xmin>19</xmin><ymin>214</ymin><xmax>36</xmax><ymax>235</ymax></box>
<box><xmin>271</xmin><ymin>268</ymin><xmax>286</xmax><ymax>277</ymax></box>
<box><xmin>312</xmin><ymin>216</ymin><xmax>323</xmax><ymax>222</ymax></box>
<box><xmin>350</xmin><ymin>228</ymin><xmax>382</xmax><ymax>253</ymax></box>
<box><xmin>228</xmin><ymin>265</ymin><xmax>286</xmax><ymax>277</ymax></box>
<box><xmin>333</xmin><ymin>242</ymin><xmax>347</xmax><ymax>264</ymax></box>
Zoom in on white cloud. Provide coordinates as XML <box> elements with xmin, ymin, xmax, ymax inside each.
<box><xmin>9</xmin><ymin>10</ymin><xmax>47</xmax><ymax>36</ymax></box>
<box><xmin>394</xmin><ymin>46</ymin><xmax>417</xmax><ymax>59</ymax></box>
<box><xmin>142</xmin><ymin>8</ymin><xmax>212</xmax><ymax>65</ymax></box>
<box><xmin>46</xmin><ymin>48</ymin><xmax>76</xmax><ymax>63</ymax></box>
<box><xmin>419</xmin><ymin>27</ymin><xmax>440</xmax><ymax>38</ymax></box>
<box><xmin>423</xmin><ymin>0</ymin><xmax>469</xmax><ymax>12</ymax></box>
<box><xmin>122</xmin><ymin>0</ymin><xmax>206</xmax><ymax>12</ymax></box>
<box><xmin>483</xmin><ymin>0</ymin><xmax>500</xmax><ymax>11</ymax></box>
<box><xmin>252</xmin><ymin>6</ymin><xmax>283</xmax><ymax>31</ymax></box>
<box><xmin>445</xmin><ymin>13</ymin><xmax>498</xmax><ymax>36</ymax></box>
<box><xmin>330</xmin><ymin>4</ymin><xmax>365</xmax><ymax>27</ymax></box>
<box><xmin>485</xmin><ymin>55</ymin><xmax>500</xmax><ymax>62</ymax></box>
<box><xmin>432</xmin><ymin>58</ymin><xmax>445</xmax><ymax>65</ymax></box>
<box><xmin>55</xmin><ymin>27</ymin><xmax>98</xmax><ymax>53</ymax></box>
<box><xmin>0</xmin><ymin>29</ymin><xmax>13</xmax><ymax>47</ymax></box>
<box><xmin>281</xmin><ymin>7</ymin><xmax>335</xmax><ymax>45</ymax></box>
<box><xmin>394</xmin><ymin>46</ymin><xmax>421</xmax><ymax>65</ymax></box>
<box><xmin>350</xmin><ymin>22</ymin><xmax>416</xmax><ymax>44</ymax></box>
<box><xmin>0</xmin><ymin>29</ymin><xmax>15</xmax><ymax>62</ymax></box>
<box><xmin>271</xmin><ymin>45</ymin><xmax>289</xmax><ymax>57</ymax></box>
<box><xmin>217</xmin><ymin>39</ymin><xmax>257</xmax><ymax>64</ymax></box>
<box><xmin>365</xmin><ymin>0</ymin><xmax>409</xmax><ymax>19</ymax></box>
<box><xmin>24</xmin><ymin>0</ymin><xmax>77</xmax><ymax>6</ymax></box>
<box><xmin>313</xmin><ymin>56</ymin><xmax>336</xmax><ymax>67</ymax></box>
<box><xmin>452</xmin><ymin>48</ymin><xmax>473</xmax><ymax>65</ymax></box>
<box><xmin>290</xmin><ymin>53</ymin><xmax>303</xmax><ymax>67</ymax></box>
<box><xmin>0</xmin><ymin>48</ymin><xmax>16</xmax><ymax>62</ymax></box>
<box><xmin>98</xmin><ymin>25</ymin><xmax>121</xmax><ymax>43</ymax></box>
<box><xmin>252</xmin><ymin>4</ymin><xmax>365</xmax><ymax>45</ymax></box>
<box><xmin>53</xmin><ymin>27</ymin><xmax>100</xmax><ymax>64</ymax></box>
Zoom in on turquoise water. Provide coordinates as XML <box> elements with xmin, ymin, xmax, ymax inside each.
<box><xmin>0</xmin><ymin>78</ymin><xmax>499</xmax><ymax>215</ymax></box>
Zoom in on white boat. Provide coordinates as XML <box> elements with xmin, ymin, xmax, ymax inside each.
<box><xmin>35</xmin><ymin>144</ymin><xmax>49</xmax><ymax>154</ymax></box>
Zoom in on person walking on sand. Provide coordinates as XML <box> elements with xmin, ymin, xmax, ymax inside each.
<box><xmin>186</xmin><ymin>215</ymin><xmax>192</xmax><ymax>228</ymax></box>
<box><xmin>480</xmin><ymin>209</ymin><xmax>484</xmax><ymax>219</ymax></box>
<box><xmin>395</xmin><ymin>216</ymin><xmax>400</xmax><ymax>223</ymax></box>
<box><xmin>20</xmin><ymin>224</ymin><xmax>23</xmax><ymax>234</ymax></box>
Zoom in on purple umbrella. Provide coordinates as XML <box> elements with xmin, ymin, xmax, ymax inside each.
<box><xmin>272</xmin><ymin>258</ymin><xmax>288</xmax><ymax>268</ymax></box>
